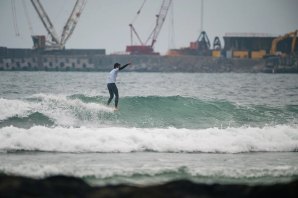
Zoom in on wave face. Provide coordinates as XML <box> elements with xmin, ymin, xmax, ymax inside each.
<box><xmin>0</xmin><ymin>94</ymin><xmax>298</xmax><ymax>129</ymax></box>
<box><xmin>1</xmin><ymin>125</ymin><xmax>297</xmax><ymax>153</ymax></box>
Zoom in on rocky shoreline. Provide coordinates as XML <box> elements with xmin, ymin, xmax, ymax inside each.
<box><xmin>0</xmin><ymin>174</ymin><xmax>297</xmax><ymax>198</ymax></box>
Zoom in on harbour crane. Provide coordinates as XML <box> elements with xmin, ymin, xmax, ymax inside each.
<box><xmin>126</xmin><ymin>0</ymin><xmax>173</xmax><ymax>55</ymax></box>
<box><xmin>196</xmin><ymin>31</ymin><xmax>210</xmax><ymax>50</ymax></box>
<box><xmin>30</xmin><ymin>0</ymin><xmax>87</xmax><ymax>50</ymax></box>
<box><xmin>213</xmin><ymin>36</ymin><xmax>222</xmax><ymax>50</ymax></box>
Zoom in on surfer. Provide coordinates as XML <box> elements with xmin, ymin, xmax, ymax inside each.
<box><xmin>106</xmin><ymin>62</ymin><xmax>131</xmax><ymax>109</ymax></box>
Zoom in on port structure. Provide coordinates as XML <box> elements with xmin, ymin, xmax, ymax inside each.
<box><xmin>126</xmin><ymin>0</ymin><xmax>172</xmax><ymax>55</ymax></box>
<box><xmin>213</xmin><ymin>37</ymin><xmax>222</xmax><ymax>50</ymax></box>
<box><xmin>167</xmin><ymin>31</ymin><xmax>214</xmax><ymax>56</ymax></box>
<box><xmin>190</xmin><ymin>31</ymin><xmax>211</xmax><ymax>51</ymax></box>
<box><xmin>167</xmin><ymin>0</ymin><xmax>218</xmax><ymax>57</ymax></box>
<box><xmin>30</xmin><ymin>0</ymin><xmax>87</xmax><ymax>50</ymax></box>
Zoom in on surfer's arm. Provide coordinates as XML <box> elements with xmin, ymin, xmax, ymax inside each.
<box><xmin>119</xmin><ymin>63</ymin><xmax>131</xmax><ymax>71</ymax></box>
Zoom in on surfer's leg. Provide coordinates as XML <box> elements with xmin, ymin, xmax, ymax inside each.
<box><xmin>107</xmin><ymin>84</ymin><xmax>114</xmax><ymax>105</ymax></box>
<box><xmin>113</xmin><ymin>84</ymin><xmax>119</xmax><ymax>108</ymax></box>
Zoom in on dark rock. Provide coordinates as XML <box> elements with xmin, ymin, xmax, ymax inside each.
<box><xmin>0</xmin><ymin>174</ymin><xmax>297</xmax><ymax>198</ymax></box>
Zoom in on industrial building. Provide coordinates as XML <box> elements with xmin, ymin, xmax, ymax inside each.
<box><xmin>223</xmin><ymin>32</ymin><xmax>298</xmax><ymax>59</ymax></box>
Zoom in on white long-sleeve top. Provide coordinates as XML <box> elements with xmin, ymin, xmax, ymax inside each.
<box><xmin>106</xmin><ymin>68</ymin><xmax>119</xmax><ymax>84</ymax></box>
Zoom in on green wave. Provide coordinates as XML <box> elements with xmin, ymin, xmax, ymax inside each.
<box><xmin>69</xmin><ymin>95</ymin><xmax>298</xmax><ymax>128</ymax></box>
<box><xmin>1</xmin><ymin>95</ymin><xmax>297</xmax><ymax>128</ymax></box>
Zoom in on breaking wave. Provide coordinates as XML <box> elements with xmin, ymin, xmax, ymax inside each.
<box><xmin>0</xmin><ymin>94</ymin><xmax>297</xmax><ymax>128</ymax></box>
<box><xmin>0</xmin><ymin>125</ymin><xmax>297</xmax><ymax>153</ymax></box>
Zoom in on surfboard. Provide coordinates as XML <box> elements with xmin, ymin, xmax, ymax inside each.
<box><xmin>104</xmin><ymin>105</ymin><xmax>118</xmax><ymax>112</ymax></box>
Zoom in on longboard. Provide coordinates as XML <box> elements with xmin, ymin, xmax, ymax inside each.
<box><xmin>105</xmin><ymin>105</ymin><xmax>118</xmax><ymax>112</ymax></box>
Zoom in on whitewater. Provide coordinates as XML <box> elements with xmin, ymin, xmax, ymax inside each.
<box><xmin>0</xmin><ymin>72</ymin><xmax>298</xmax><ymax>185</ymax></box>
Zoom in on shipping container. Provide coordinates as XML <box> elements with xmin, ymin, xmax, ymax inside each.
<box><xmin>232</xmin><ymin>51</ymin><xmax>249</xmax><ymax>58</ymax></box>
<box><xmin>251</xmin><ymin>50</ymin><xmax>266</xmax><ymax>59</ymax></box>
<box><xmin>212</xmin><ymin>50</ymin><xmax>221</xmax><ymax>57</ymax></box>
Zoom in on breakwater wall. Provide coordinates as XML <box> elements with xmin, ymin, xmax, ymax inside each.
<box><xmin>0</xmin><ymin>49</ymin><xmax>265</xmax><ymax>72</ymax></box>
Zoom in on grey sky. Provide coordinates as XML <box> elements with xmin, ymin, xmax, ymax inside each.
<box><xmin>0</xmin><ymin>0</ymin><xmax>297</xmax><ymax>54</ymax></box>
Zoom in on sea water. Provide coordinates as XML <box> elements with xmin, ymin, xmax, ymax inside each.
<box><xmin>0</xmin><ymin>72</ymin><xmax>297</xmax><ymax>186</ymax></box>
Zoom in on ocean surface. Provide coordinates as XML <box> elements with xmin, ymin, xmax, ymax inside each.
<box><xmin>0</xmin><ymin>71</ymin><xmax>298</xmax><ymax>186</ymax></box>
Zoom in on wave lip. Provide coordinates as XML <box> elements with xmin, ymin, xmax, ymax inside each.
<box><xmin>1</xmin><ymin>125</ymin><xmax>297</xmax><ymax>153</ymax></box>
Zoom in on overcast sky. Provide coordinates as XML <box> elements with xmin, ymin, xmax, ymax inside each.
<box><xmin>0</xmin><ymin>0</ymin><xmax>297</xmax><ymax>54</ymax></box>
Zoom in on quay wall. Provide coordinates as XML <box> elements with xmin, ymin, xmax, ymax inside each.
<box><xmin>0</xmin><ymin>54</ymin><xmax>265</xmax><ymax>73</ymax></box>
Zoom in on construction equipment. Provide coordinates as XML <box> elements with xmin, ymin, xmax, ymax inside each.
<box><xmin>269</xmin><ymin>30</ymin><xmax>297</xmax><ymax>55</ymax></box>
<box><xmin>264</xmin><ymin>30</ymin><xmax>298</xmax><ymax>72</ymax></box>
<box><xmin>213</xmin><ymin>36</ymin><xmax>221</xmax><ymax>50</ymax></box>
<box><xmin>188</xmin><ymin>31</ymin><xmax>211</xmax><ymax>51</ymax></box>
<box><xmin>166</xmin><ymin>31</ymin><xmax>211</xmax><ymax>56</ymax></box>
<box><xmin>126</xmin><ymin>0</ymin><xmax>173</xmax><ymax>55</ymax></box>
<box><xmin>30</xmin><ymin>0</ymin><xmax>87</xmax><ymax>50</ymax></box>
<box><xmin>196</xmin><ymin>31</ymin><xmax>210</xmax><ymax>50</ymax></box>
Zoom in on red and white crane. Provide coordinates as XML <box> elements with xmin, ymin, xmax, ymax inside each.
<box><xmin>126</xmin><ymin>0</ymin><xmax>172</xmax><ymax>55</ymax></box>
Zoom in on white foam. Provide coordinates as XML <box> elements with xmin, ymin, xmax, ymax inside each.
<box><xmin>0</xmin><ymin>94</ymin><xmax>113</xmax><ymax>126</ymax></box>
<box><xmin>30</xmin><ymin>93</ymin><xmax>114</xmax><ymax>126</ymax></box>
<box><xmin>0</xmin><ymin>98</ymin><xmax>31</xmax><ymax>120</ymax></box>
<box><xmin>0</xmin><ymin>125</ymin><xmax>297</xmax><ymax>153</ymax></box>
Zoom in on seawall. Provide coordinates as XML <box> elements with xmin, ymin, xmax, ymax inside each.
<box><xmin>0</xmin><ymin>54</ymin><xmax>265</xmax><ymax>72</ymax></box>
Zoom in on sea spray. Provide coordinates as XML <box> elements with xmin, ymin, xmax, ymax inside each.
<box><xmin>0</xmin><ymin>98</ymin><xmax>31</xmax><ymax>120</ymax></box>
